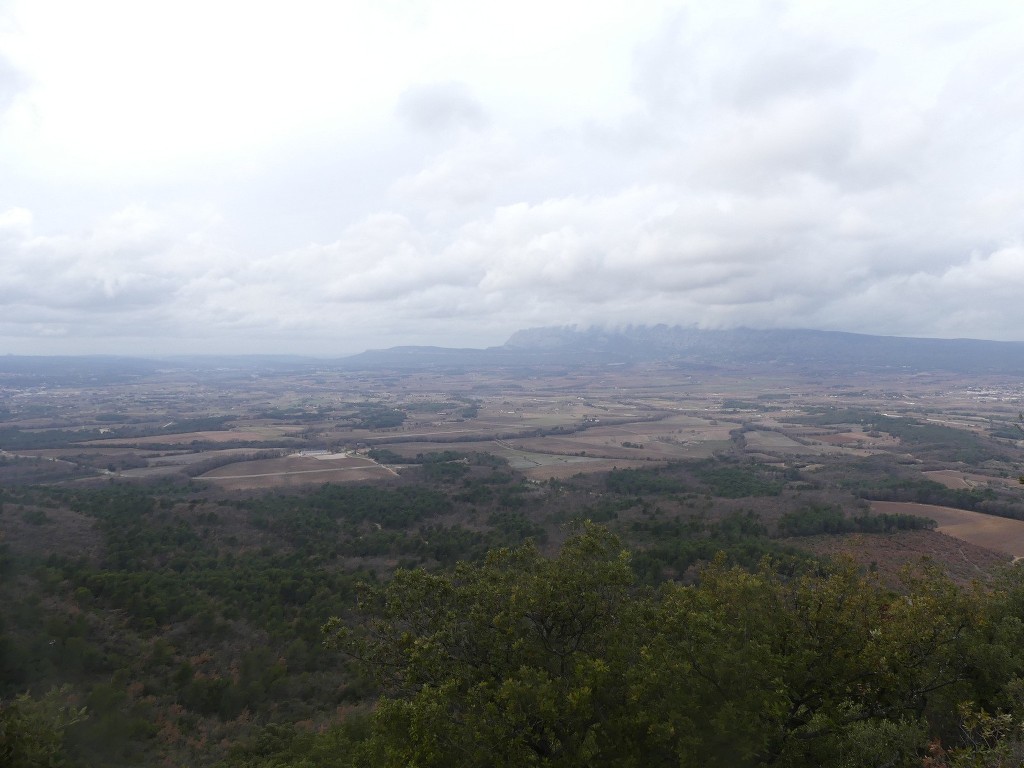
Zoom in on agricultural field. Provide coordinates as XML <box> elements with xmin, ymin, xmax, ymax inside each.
<box><xmin>200</xmin><ymin>453</ymin><xmax>395</xmax><ymax>490</ymax></box>
<box><xmin>5</xmin><ymin>356</ymin><xmax>1024</xmax><ymax>766</ymax></box>
<box><xmin>3</xmin><ymin>360</ymin><xmax>1024</xmax><ymax>493</ymax></box>
<box><xmin>871</xmin><ymin>500</ymin><xmax>1024</xmax><ymax>559</ymax></box>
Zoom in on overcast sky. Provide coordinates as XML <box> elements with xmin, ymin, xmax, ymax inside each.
<box><xmin>1</xmin><ymin>0</ymin><xmax>1023</xmax><ymax>356</ymax></box>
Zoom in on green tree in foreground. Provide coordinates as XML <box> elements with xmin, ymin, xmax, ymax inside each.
<box><xmin>326</xmin><ymin>524</ymin><xmax>1022</xmax><ymax>767</ymax></box>
<box><xmin>326</xmin><ymin>525</ymin><xmax>637</xmax><ymax>766</ymax></box>
<box><xmin>0</xmin><ymin>686</ymin><xmax>86</xmax><ymax>768</ymax></box>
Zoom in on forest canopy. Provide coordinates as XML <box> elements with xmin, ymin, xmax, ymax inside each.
<box><xmin>313</xmin><ymin>525</ymin><xmax>1024</xmax><ymax>768</ymax></box>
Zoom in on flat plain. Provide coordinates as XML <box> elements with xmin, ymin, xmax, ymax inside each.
<box><xmin>5</xmin><ymin>355</ymin><xmax>1024</xmax><ymax>766</ymax></box>
<box><xmin>4</xmin><ymin>359</ymin><xmax>1024</xmax><ymax>549</ymax></box>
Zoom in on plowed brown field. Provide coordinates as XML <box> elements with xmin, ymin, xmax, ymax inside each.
<box><xmin>871</xmin><ymin>501</ymin><xmax>1024</xmax><ymax>559</ymax></box>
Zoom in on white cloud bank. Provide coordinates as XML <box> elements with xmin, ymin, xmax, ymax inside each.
<box><xmin>0</xmin><ymin>0</ymin><xmax>1022</xmax><ymax>355</ymax></box>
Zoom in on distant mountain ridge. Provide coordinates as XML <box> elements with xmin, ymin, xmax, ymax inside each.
<box><xmin>344</xmin><ymin>325</ymin><xmax>1024</xmax><ymax>374</ymax></box>
<box><xmin>5</xmin><ymin>326</ymin><xmax>1024</xmax><ymax>377</ymax></box>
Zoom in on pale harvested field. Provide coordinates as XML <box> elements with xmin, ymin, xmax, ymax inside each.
<box><xmin>815</xmin><ymin>431</ymin><xmax>900</xmax><ymax>449</ymax></box>
<box><xmin>115</xmin><ymin>465</ymin><xmax>191</xmax><ymax>479</ymax></box>
<box><xmin>871</xmin><ymin>501</ymin><xmax>1024</xmax><ymax>559</ymax></box>
<box><xmin>782</xmin><ymin>426</ymin><xmax>844</xmax><ymax>438</ymax></box>
<box><xmin>117</xmin><ymin>449</ymin><xmax>283</xmax><ymax>479</ymax></box>
<box><xmin>20</xmin><ymin>447</ymin><xmax>160</xmax><ymax>459</ymax></box>
<box><xmin>511</xmin><ymin>435</ymin><xmax>657</xmax><ymax>460</ymax></box>
<box><xmin>923</xmin><ymin>469</ymin><xmax>1020</xmax><ymax>492</ymax></box>
<box><xmin>473</xmin><ymin>413</ymin><xmax>581</xmax><ymax>429</ymax></box>
<box><xmin>922</xmin><ymin>470</ymin><xmax>973</xmax><ymax>490</ymax></box>
<box><xmin>587</xmin><ymin>422</ymin><xmax>733</xmax><ymax>441</ymax></box>
<box><xmin>485</xmin><ymin>440</ymin><xmax>608</xmax><ymax>470</ymax></box>
<box><xmin>512</xmin><ymin>435</ymin><xmax>729</xmax><ymax>461</ymax></box>
<box><xmin>629</xmin><ymin>412</ymin><xmax>721</xmax><ymax>427</ymax></box>
<box><xmin>200</xmin><ymin>455</ymin><xmax>393</xmax><ymax>489</ymax></box>
<box><xmin>520</xmin><ymin>458</ymin><xmax>650</xmax><ymax>481</ymax></box>
<box><xmin>743</xmin><ymin>431</ymin><xmax>817</xmax><ymax>451</ymax></box>
<box><xmin>202</xmin><ymin>455</ymin><xmax>379</xmax><ymax>477</ymax></box>
<box><xmin>366</xmin><ymin>438</ymin><xmax>650</xmax><ymax>479</ymax></box>
<box><xmin>79</xmin><ymin>427</ymin><xmax>301</xmax><ymax>446</ymax></box>
<box><xmin>203</xmin><ymin>467</ymin><xmax>390</xmax><ymax>491</ymax></box>
<box><xmin>745</xmin><ymin>434</ymin><xmax>806</xmax><ymax>450</ymax></box>
<box><xmin>320</xmin><ymin>427</ymin><xmax>488</xmax><ymax>444</ymax></box>
<box><xmin>511</xmin><ymin>420</ymin><xmax>737</xmax><ymax>460</ymax></box>
<box><xmin>364</xmin><ymin>441</ymin><xmax>498</xmax><ymax>457</ymax></box>
<box><xmin>921</xmin><ymin>416</ymin><xmax>990</xmax><ymax>434</ymax></box>
<box><xmin>144</xmin><ymin>449</ymin><xmax>261</xmax><ymax>466</ymax></box>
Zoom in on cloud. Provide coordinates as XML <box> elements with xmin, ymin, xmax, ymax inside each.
<box><xmin>0</xmin><ymin>205</ymin><xmax>233</xmax><ymax>338</ymax></box>
<box><xmin>2</xmin><ymin>168</ymin><xmax>1023</xmax><ymax>355</ymax></box>
<box><xmin>0</xmin><ymin>53</ymin><xmax>26</xmax><ymax>115</ymax></box>
<box><xmin>1</xmin><ymin>1</ymin><xmax>1023</xmax><ymax>354</ymax></box>
<box><xmin>396</xmin><ymin>81</ymin><xmax>488</xmax><ymax>135</ymax></box>
<box><xmin>805</xmin><ymin>246</ymin><xmax>1024</xmax><ymax>340</ymax></box>
<box><xmin>631</xmin><ymin>7</ymin><xmax>866</xmax><ymax>119</ymax></box>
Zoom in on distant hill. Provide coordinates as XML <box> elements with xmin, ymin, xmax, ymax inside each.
<box><xmin>341</xmin><ymin>325</ymin><xmax>1024</xmax><ymax>374</ymax></box>
<box><xmin>5</xmin><ymin>326</ymin><xmax>1024</xmax><ymax>378</ymax></box>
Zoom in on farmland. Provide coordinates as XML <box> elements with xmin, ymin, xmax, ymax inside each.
<box><xmin>3</xmin><ymin>358</ymin><xmax>1024</xmax><ymax>510</ymax></box>
<box><xmin>871</xmin><ymin>500</ymin><xmax>1024</xmax><ymax>559</ymax></box>
<box><xmin>4</xmin><ymin>355</ymin><xmax>1024</xmax><ymax>766</ymax></box>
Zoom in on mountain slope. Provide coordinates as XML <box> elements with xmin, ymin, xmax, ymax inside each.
<box><xmin>342</xmin><ymin>325</ymin><xmax>1024</xmax><ymax>374</ymax></box>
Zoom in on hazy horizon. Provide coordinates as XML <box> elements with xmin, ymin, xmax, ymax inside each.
<box><xmin>4</xmin><ymin>322</ymin><xmax>1024</xmax><ymax>362</ymax></box>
